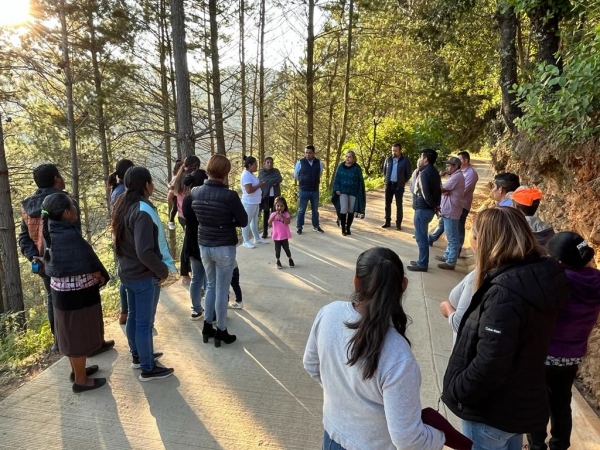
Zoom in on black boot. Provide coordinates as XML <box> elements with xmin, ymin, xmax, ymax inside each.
<box><xmin>339</xmin><ymin>214</ymin><xmax>347</xmax><ymax>236</ymax></box>
<box><xmin>202</xmin><ymin>321</ymin><xmax>216</xmax><ymax>343</ymax></box>
<box><xmin>346</xmin><ymin>213</ymin><xmax>354</xmax><ymax>235</ymax></box>
<box><xmin>214</xmin><ymin>327</ymin><xmax>237</xmax><ymax>348</ymax></box>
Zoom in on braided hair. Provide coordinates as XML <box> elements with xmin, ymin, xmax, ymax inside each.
<box><xmin>40</xmin><ymin>193</ymin><xmax>73</xmax><ymax>262</ymax></box>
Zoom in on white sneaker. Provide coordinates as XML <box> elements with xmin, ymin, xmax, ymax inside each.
<box><xmin>242</xmin><ymin>241</ymin><xmax>256</xmax><ymax>249</ymax></box>
<box><xmin>229</xmin><ymin>302</ymin><xmax>244</xmax><ymax>310</ymax></box>
<box><xmin>254</xmin><ymin>238</ymin><xmax>269</xmax><ymax>245</ymax></box>
<box><xmin>168</xmin><ymin>222</ymin><xmax>176</xmax><ymax>230</ymax></box>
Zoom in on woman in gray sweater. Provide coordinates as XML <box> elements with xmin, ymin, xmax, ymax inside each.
<box><xmin>303</xmin><ymin>247</ymin><xmax>446</xmax><ymax>450</ymax></box>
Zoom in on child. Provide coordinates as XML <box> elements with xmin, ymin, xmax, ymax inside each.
<box><xmin>268</xmin><ymin>196</ymin><xmax>295</xmax><ymax>269</ymax></box>
<box><xmin>41</xmin><ymin>193</ymin><xmax>110</xmax><ymax>393</ymax></box>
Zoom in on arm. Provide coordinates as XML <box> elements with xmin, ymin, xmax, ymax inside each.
<box><xmin>419</xmin><ymin>170</ymin><xmax>437</xmax><ymax>209</ymax></box>
<box><xmin>382</xmin><ymin>358</ymin><xmax>445</xmax><ymax>450</ymax></box>
<box><xmin>132</xmin><ymin>210</ymin><xmax>169</xmax><ymax>280</ymax></box>
<box><xmin>404</xmin><ymin>158</ymin><xmax>412</xmax><ymax>185</ymax></box>
<box><xmin>274</xmin><ymin>169</ymin><xmax>283</xmax><ymax>185</ymax></box>
<box><xmin>294</xmin><ymin>161</ymin><xmax>301</xmax><ymax>181</ymax></box>
<box><xmin>18</xmin><ymin>213</ymin><xmax>39</xmax><ymax>260</ymax></box>
<box><xmin>333</xmin><ymin>165</ymin><xmax>342</xmax><ymax>194</ymax></box>
<box><xmin>267</xmin><ymin>211</ymin><xmax>277</xmax><ymax>226</ymax></box>
<box><xmin>230</xmin><ymin>193</ymin><xmax>249</xmax><ymax>228</ymax></box>
<box><xmin>244</xmin><ymin>182</ymin><xmax>263</xmax><ymax>194</ymax></box>
<box><xmin>382</xmin><ymin>157</ymin><xmax>388</xmax><ymax>175</ymax></box>
<box><xmin>303</xmin><ymin>314</ymin><xmax>322</xmax><ymax>386</ymax></box>
<box><xmin>282</xmin><ymin>211</ymin><xmax>291</xmax><ymax>225</ymax></box>
<box><xmin>463</xmin><ymin>169</ymin><xmax>479</xmax><ymax>197</ymax></box>
<box><xmin>320</xmin><ymin>161</ymin><xmax>324</xmax><ymax>177</ymax></box>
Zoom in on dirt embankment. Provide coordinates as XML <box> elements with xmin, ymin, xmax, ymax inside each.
<box><xmin>492</xmin><ymin>135</ymin><xmax>600</xmax><ymax>410</ymax></box>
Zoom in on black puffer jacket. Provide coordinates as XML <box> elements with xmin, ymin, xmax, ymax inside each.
<box><xmin>442</xmin><ymin>255</ymin><xmax>569</xmax><ymax>434</ymax></box>
<box><xmin>412</xmin><ymin>164</ymin><xmax>441</xmax><ymax>210</ymax></box>
<box><xmin>190</xmin><ymin>180</ymin><xmax>248</xmax><ymax>247</ymax></box>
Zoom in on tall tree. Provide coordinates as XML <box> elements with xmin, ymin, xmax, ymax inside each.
<box><xmin>306</xmin><ymin>0</ymin><xmax>315</xmax><ymax>145</ymax></box>
<box><xmin>497</xmin><ymin>3</ymin><xmax>522</xmax><ymax>132</ymax></box>
<box><xmin>209</xmin><ymin>0</ymin><xmax>226</xmax><ymax>155</ymax></box>
<box><xmin>239</xmin><ymin>0</ymin><xmax>248</xmax><ymax>156</ymax></box>
<box><xmin>258</xmin><ymin>0</ymin><xmax>266</xmax><ymax>162</ymax></box>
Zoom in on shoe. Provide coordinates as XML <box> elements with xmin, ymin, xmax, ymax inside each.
<box><xmin>407</xmin><ymin>265</ymin><xmax>428</xmax><ymax>272</ymax></box>
<box><xmin>289</xmin><ymin>258</ymin><xmax>295</xmax><ymax>268</ymax></box>
<box><xmin>181</xmin><ymin>276</ymin><xmax>191</xmax><ymax>286</ymax></box>
<box><xmin>396</xmin><ymin>224</ymin><xmax>401</xmax><ymax>230</ymax></box>
<box><xmin>69</xmin><ymin>365</ymin><xmax>99</xmax><ymax>382</ymax></box>
<box><xmin>118</xmin><ymin>312</ymin><xmax>127</xmax><ymax>325</ymax></box>
<box><xmin>262</xmin><ymin>233</ymin><xmax>268</xmax><ymax>239</ymax></box>
<box><xmin>342</xmin><ymin>229</ymin><xmax>347</xmax><ymax>236</ymax></box>
<box><xmin>313</xmin><ymin>227</ymin><xmax>324</xmax><ymax>233</ymax></box>
<box><xmin>346</xmin><ymin>214</ymin><xmax>353</xmax><ymax>235</ymax></box>
<box><xmin>254</xmin><ymin>238</ymin><xmax>269</xmax><ymax>244</ymax></box>
<box><xmin>131</xmin><ymin>352</ymin><xmax>164</xmax><ymax>369</ymax></box>
<box><xmin>139</xmin><ymin>365</ymin><xmax>174</xmax><ymax>382</ymax></box>
<box><xmin>202</xmin><ymin>321</ymin><xmax>216</xmax><ymax>343</ymax></box>
<box><xmin>438</xmin><ymin>263</ymin><xmax>456</xmax><ymax>270</ymax></box>
<box><xmin>428</xmin><ymin>241</ymin><xmax>434</xmax><ymax>247</ymax></box>
<box><xmin>229</xmin><ymin>302</ymin><xmax>244</xmax><ymax>310</ymax></box>
<box><xmin>191</xmin><ymin>310</ymin><xmax>204</xmax><ymax>321</ymax></box>
<box><xmin>276</xmin><ymin>260</ymin><xmax>283</xmax><ymax>269</ymax></box>
<box><xmin>51</xmin><ymin>342</ymin><xmax>59</xmax><ymax>352</ymax></box>
<box><xmin>297</xmin><ymin>228</ymin><xmax>303</xmax><ymax>235</ymax></box>
<box><xmin>410</xmin><ymin>260</ymin><xmax>419</xmax><ymax>266</ymax></box>
<box><xmin>435</xmin><ymin>255</ymin><xmax>447</xmax><ymax>262</ymax></box>
<box><xmin>88</xmin><ymin>340</ymin><xmax>115</xmax><ymax>357</ymax></box>
<box><xmin>242</xmin><ymin>241</ymin><xmax>256</xmax><ymax>249</ymax></box>
<box><xmin>72</xmin><ymin>377</ymin><xmax>107</xmax><ymax>393</ymax></box>
<box><xmin>168</xmin><ymin>222</ymin><xmax>176</xmax><ymax>230</ymax></box>
<box><xmin>214</xmin><ymin>327</ymin><xmax>237</xmax><ymax>348</ymax></box>
<box><xmin>382</xmin><ymin>222</ymin><xmax>391</xmax><ymax>228</ymax></box>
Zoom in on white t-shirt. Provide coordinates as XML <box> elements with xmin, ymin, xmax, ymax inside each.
<box><xmin>241</xmin><ymin>169</ymin><xmax>262</xmax><ymax>204</ymax></box>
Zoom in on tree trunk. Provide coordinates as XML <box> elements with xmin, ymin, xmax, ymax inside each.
<box><xmin>333</xmin><ymin>0</ymin><xmax>354</xmax><ymax>182</ymax></box>
<box><xmin>293</xmin><ymin>96</ymin><xmax>299</xmax><ymax>187</ymax></box>
<box><xmin>0</xmin><ymin>117</ymin><xmax>25</xmax><ymax>316</ymax></box>
<box><xmin>496</xmin><ymin>3</ymin><xmax>522</xmax><ymax>133</ymax></box>
<box><xmin>209</xmin><ymin>0</ymin><xmax>226</xmax><ymax>155</ymax></box>
<box><xmin>87</xmin><ymin>10</ymin><xmax>111</xmax><ymax>211</ymax></box>
<box><xmin>59</xmin><ymin>0</ymin><xmax>79</xmax><ymax>201</ymax></box>
<box><xmin>258</xmin><ymin>0</ymin><xmax>266</xmax><ymax>163</ymax></box>
<box><xmin>164</xmin><ymin>7</ymin><xmax>181</xmax><ymax>159</ymax></box>
<box><xmin>528</xmin><ymin>3</ymin><xmax>564</xmax><ymax>76</ymax></box>
<box><xmin>239</xmin><ymin>0</ymin><xmax>247</xmax><ymax>156</ymax></box>
<box><xmin>365</xmin><ymin>118</ymin><xmax>379</xmax><ymax>176</ymax></box>
<box><xmin>249</xmin><ymin>34</ymin><xmax>260</xmax><ymax>157</ymax></box>
<box><xmin>325</xmin><ymin>34</ymin><xmax>341</xmax><ymax>189</ymax></box>
<box><xmin>170</xmin><ymin>0</ymin><xmax>195</xmax><ymax>157</ymax></box>
<box><xmin>306</xmin><ymin>0</ymin><xmax>315</xmax><ymax>145</ymax></box>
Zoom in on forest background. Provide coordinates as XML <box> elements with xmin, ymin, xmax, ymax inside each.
<box><xmin>1</xmin><ymin>0</ymin><xmax>600</xmax><ymax>404</ymax></box>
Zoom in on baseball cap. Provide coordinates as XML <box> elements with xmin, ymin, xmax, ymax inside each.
<box><xmin>512</xmin><ymin>186</ymin><xmax>543</xmax><ymax>206</ymax></box>
<box><xmin>444</xmin><ymin>157</ymin><xmax>461</xmax><ymax>167</ymax></box>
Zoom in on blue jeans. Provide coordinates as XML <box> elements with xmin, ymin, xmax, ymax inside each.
<box><xmin>200</xmin><ymin>245</ymin><xmax>236</xmax><ymax>330</ymax></box>
<box><xmin>414</xmin><ymin>209</ymin><xmax>435</xmax><ymax>268</ymax></box>
<box><xmin>458</xmin><ymin>207</ymin><xmax>469</xmax><ymax>252</ymax></box>
<box><xmin>242</xmin><ymin>202</ymin><xmax>261</xmax><ymax>243</ymax></box>
<box><xmin>429</xmin><ymin>217</ymin><xmax>445</xmax><ymax>244</ymax></box>
<box><xmin>297</xmin><ymin>189</ymin><xmax>320</xmax><ymax>230</ymax></box>
<box><xmin>189</xmin><ymin>256</ymin><xmax>206</xmax><ymax>314</ymax></box>
<box><xmin>462</xmin><ymin>420</ymin><xmax>522</xmax><ymax>450</ymax></box>
<box><xmin>124</xmin><ymin>277</ymin><xmax>160</xmax><ymax>371</ymax></box>
<box><xmin>323</xmin><ymin>431</ymin><xmax>345</xmax><ymax>450</ymax></box>
<box><xmin>443</xmin><ymin>217</ymin><xmax>460</xmax><ymax>266</ymax></box>
<box><xmin>119</xmin><ymin>282</ymin><xmax>128</xmax><ymax>314</ymax></box>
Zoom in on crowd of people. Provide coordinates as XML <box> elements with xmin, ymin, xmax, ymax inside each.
<box><xmin>17</xmin><ymin>144</ymin><xmax>600</xmax><ymax>450</ymax></box>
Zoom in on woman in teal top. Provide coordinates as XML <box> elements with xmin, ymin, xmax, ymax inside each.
<box><xmin>332</xmin><ymin>151</ymin><xmax>366</xmax><ymax>236</ymax></box>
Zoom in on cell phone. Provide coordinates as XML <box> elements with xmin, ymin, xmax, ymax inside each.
<box><xmin>31</xmin><ymin>261</ymin><xmax>40</xmax><ymax>274</ymax></box>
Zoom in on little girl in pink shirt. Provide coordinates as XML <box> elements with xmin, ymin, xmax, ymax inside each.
<box><xmin>268</xmin><ymin>197</ymin><xmax>295</xmax><ymax>269</ymax></box>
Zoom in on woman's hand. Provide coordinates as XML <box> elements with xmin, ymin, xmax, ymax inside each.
<box><xmin>92</xmin><ymin>271</ymin><xmax>105</xmax><ymax>284</ymax></box>
<box><xmin>439</xmin><ymin>300</ymin><xmax>456</xmax><ymax>318</ymax></box>
<box><xmin>157</xmin><ymin>278</ymin><xmax>167</xmax><ymax>286</ymax></box>
<box><xmin>335</xmin><ymin>190</ymin><xmax>341</xmax><ymax>196</ymax></box>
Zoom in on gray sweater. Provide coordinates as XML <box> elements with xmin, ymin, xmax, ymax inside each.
<box><xmin>303</xmin><ymin>301</ymin><xmax>445</xmax><ymax>450</ymax></box>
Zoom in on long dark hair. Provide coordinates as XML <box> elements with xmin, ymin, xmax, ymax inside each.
<box><xmin>108</xmin><ymin>159</ymin><xmax>134</xmax><ymax>190</ymax></box>
<box><xmin>172</xmin><ymin>155</ymin><xmax>200</xmax><ymax>195</ymax></box>
<box><xmin>345</xmin><ymin>247</ymin><xmax>411</xmax><ymax>380</ymax></box>
<box><xmin>41</xmin><ymin>193</ymin><xmax>73</xmax><ymax>262</ymax></box>
<box><xmin>274</xmin><ymin>196</ymin><xmax>289</xmax><ymax>213</ymax></box>
<box><xmin>111</xmin><ymin>167</ymin><xmax>153</xmax><ymax>256</ymax></box>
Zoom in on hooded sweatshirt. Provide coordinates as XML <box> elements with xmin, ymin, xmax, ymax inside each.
<box><xmin>547</xmin><ymin>266</ymin><xmax>600</xmax><ymax>359</ymax></box>
<box><xmin>525</xmin><ymin>216</ymin><xmax>555</xmax><ymax>247</ymax></box>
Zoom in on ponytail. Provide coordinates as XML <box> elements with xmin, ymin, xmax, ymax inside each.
<box><xmin>41</xmin><ymin>210</ymin><xmax>51</xmax><ymax>262</ymax></box>
<box><xmin>107</xmin><ymin>172</ymin><xmax>118</xmax><ymax>190</ymax></box>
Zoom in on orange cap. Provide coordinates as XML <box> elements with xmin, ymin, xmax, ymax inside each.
<box><xmin>512</xmin><ymin>187</ymin><xmax>543</xmax><ymax>206</ymax></box>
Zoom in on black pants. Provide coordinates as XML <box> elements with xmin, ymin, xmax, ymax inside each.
<box><xmin>262</xmin><ymin>196</ymin><xmax>275</xmax><ymax>236</ymax></box>
<box><xmin>274</xmin><ymin>239</ymin><xmax>292</xmax><ymax>260</ymax></box>
<box><xmin>230</xmin><ymin>267</ymin><xmax>242</xmax><ymax>302</ymax></box>
<box><xmin>384</xmin><ymin>183</ymin><xmax>404</xmax><ymax>225</ymax></box>
<box><xmin>42</xmin><ymin>274</ymin><xmax>55</xmax><ymax>337</ymax></box>
<box><xmin>178</xmin><ymin>216</ymin><xmax>190</xmax><ymax>277</ymax></box>
<box><xmin>528</xmin><ymin>364</ymin><xmax>579</xmax><ymax>450</ymax></box>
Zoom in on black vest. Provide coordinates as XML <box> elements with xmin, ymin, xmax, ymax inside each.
<box><xmin>298</xmin><ymin>158</ymin><xmax>321</xmax><ymax>191</ymax></box>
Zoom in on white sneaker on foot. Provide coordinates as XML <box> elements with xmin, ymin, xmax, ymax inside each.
<box><xmin>253</xmin><ymin>238</ymin><xmax>269</xmax><ymax>245</ymax></box>
<box><xmin>242</xmin><ymin>241</ymin><xmax>256</xmax><ymax>249</ymax></box>
<box><xmin>229</xmin><ymin>302</ymin><xmax>244</xmax><ymax>309</ymax></box>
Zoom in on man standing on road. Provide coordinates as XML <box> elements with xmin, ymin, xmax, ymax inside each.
<box><xmin>435</xmin><ymin>157</ymin><xmax>465</xmax><ymax>271</ymax></box>
<box><xmin>294</xmin><ymin>145</ymin><xmax>324</xmax><ymax>234</ymax></box>
<box><xmin>407</xmin><ymin>149</ymin><xmax>441</xmax><ymax>273</ymax></box>
<box><xmin>457</xmin><ymin>151</ymin><xmax>479</xmax><ymax>253</ymax></box>
<box><xmin>382</xmin><ymin>142</ymin><xmax>412</xmax><ymax>230</ymax></box>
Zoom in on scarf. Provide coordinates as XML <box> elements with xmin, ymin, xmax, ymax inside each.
<box><xmin>258</xmin><ymin>168</ymin><xmax>283</xmax><ymax>199</ymax></box>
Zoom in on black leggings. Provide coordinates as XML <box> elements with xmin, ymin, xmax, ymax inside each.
<box><xmin>169</xmin><ymin>198</ymin><xmax>178</xmax><ymax>222</ymax></box>
<box><xmin>230</xmin><ymin>267</ymin><xmax>242</xmax><ymax>302</ymax></box>
<box><xmin>274</xmin><ymin>239</ymin><xmax>292</xmax><ymax>260</ymax></box>
<box><xmin>262</xmin><ymin>196</ymin><xmax>275</xmax><ymax>235</ymax></box>
<box><xmin>178</xmin><ymin>217</ymin><xmax>190</xmax><ymax>277</ymax></box>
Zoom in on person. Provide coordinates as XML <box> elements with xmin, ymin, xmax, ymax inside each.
<box><xmin>491</xmin><ymin>172</ymin><xmax>520</xmax><ymax>207</ymax></box>
<box><xmin>112</xmin><ymin>167</ymin><xmax>177</xmax><ymax>381</ymax></box>
<box><xmin>442</xmin><ymin>207</ymin><xmax>570</xmax><ymax>450</ymax></box>
<box><xmin>440</xmin><ymin>269</ymin><xmax>476</xmax><ymax>344</ymax></box>
<box><xmin>457</xmin><ymin>151</ymin><xmax>479</xmax><ymax>252</ymax></box>
<box><xmin>331</xmin><ymin>151</ymin><xmax>366</xmax><ymax>236</ymax></box>
<box><xmin>167</xmin><ymin>158</ymin><xmax>183</xmax><ymax>230</ymax></box>
<box><xmin>511</xmin><ymin>186</ymin><xmax>555</xmax><ymax>246</ymax></box>
<box><xmin>191</xmin><ymin>154</ymin><xmax>248</xmax><ymax>347</ymax></box>
<box><xmin>41</xmin><ymin>193</ymin><xmax>110</xmax><ymax>393</ymax></box>
<box><xmin>407</xmin><ymin>149</ymin><xmax>442</xmax><ymax>272</ymax></box>
<box><xmin>107</xmin><ymin>159</ymin><xmax>135</xmax><ymax>325</ymax></box>
<box><xmin>240</xmin><ymin>156</ymin><xmax>267</xmax><ymax>248</ymax></box>
<box><xmin>268</xmin><ymin>196</ymin><xmax>295</xmax><ymax>269</ymax></box>
<box><xmin>304</xmin><ymin>247</ymin><xmax>457</xmax><ymax>450</ymax></box>
<box><xmin>182</xmin><ymin>169</ymin><xmax>208</xmax><ymax>321</ymax></box>
<box><xmin>382</xmin><ymin>142</ymin><xmax>412</xmax><ymax>230</ymax></box>
<box><xmin>432</xmin><ymin>157</ymin><xmax>465</xmax><ymax>271</ymax></box>
<box><xmin>294</xmin><ymin>145</ymin><xmax>324</xmax><ymax>234</ymax></box>
<box><xmin>229</xmin><ymin>261</ymin><xmax>243</xmax><ymax>309</ymax></box>
<box><xmin>258</xmin><ymin>156</ymin><xmax>282</xmax><ymax>239</ymax></box>
<box><xmin>528</xmin><ymin>232</ymin><xmax>600</xmax><ymax>450</ymax></box>
<box><xmin>168</xmin><ymin>155</ymin><xmax>203</xmax><ymax>284</ymax></box>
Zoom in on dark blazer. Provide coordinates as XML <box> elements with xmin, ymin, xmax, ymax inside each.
<box><xmin>412</xmin><ymin>164</ymin><xmax>441</xmax><ymax>210</ymax></box>
<box><xmin>383</xmin><ymin>155</ymin><xmax>412</xmax><ymax>186</ymax></box>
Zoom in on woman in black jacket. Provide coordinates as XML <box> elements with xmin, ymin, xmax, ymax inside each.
<box><xmin>442</xmin><ymin>207</ymin><xmax>569</xmax><ymax>450</ymax></box>
<box><xmin>191</xmin><ymin>155</ymin><xmax>248</xmax><ymax>347</ymax></box>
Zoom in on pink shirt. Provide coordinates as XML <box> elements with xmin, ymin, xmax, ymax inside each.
<box><xmin>270</xmin><ymin>211</ymin><xmax>292</xmax><ymax>241</ymax></box>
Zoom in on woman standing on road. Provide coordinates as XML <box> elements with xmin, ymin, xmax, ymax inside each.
<box><xmin>240</xmin><ymin>156</ymin><xmax>266</xmax><ymax>248</ymax></box>
<box><xmin>258</xmin><ymin>156</ymin><xmax>282</xmax><ymax>239</ymax></box>
<box><xmin>331</xmin><ymin>151</ymin><xmax>366</xmax><ymax>236</ymax></box>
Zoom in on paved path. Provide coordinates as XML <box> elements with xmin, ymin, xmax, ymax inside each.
<box><xmin>1</xmin><ymin>159</ymin><xmax>599</xmax><ymax>449</ymax></box>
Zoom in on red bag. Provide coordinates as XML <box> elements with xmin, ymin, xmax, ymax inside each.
<box><xmin>421</xmin><ymin>407</ymin><xmax>473</xmax><ymax>450</ymax></box>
